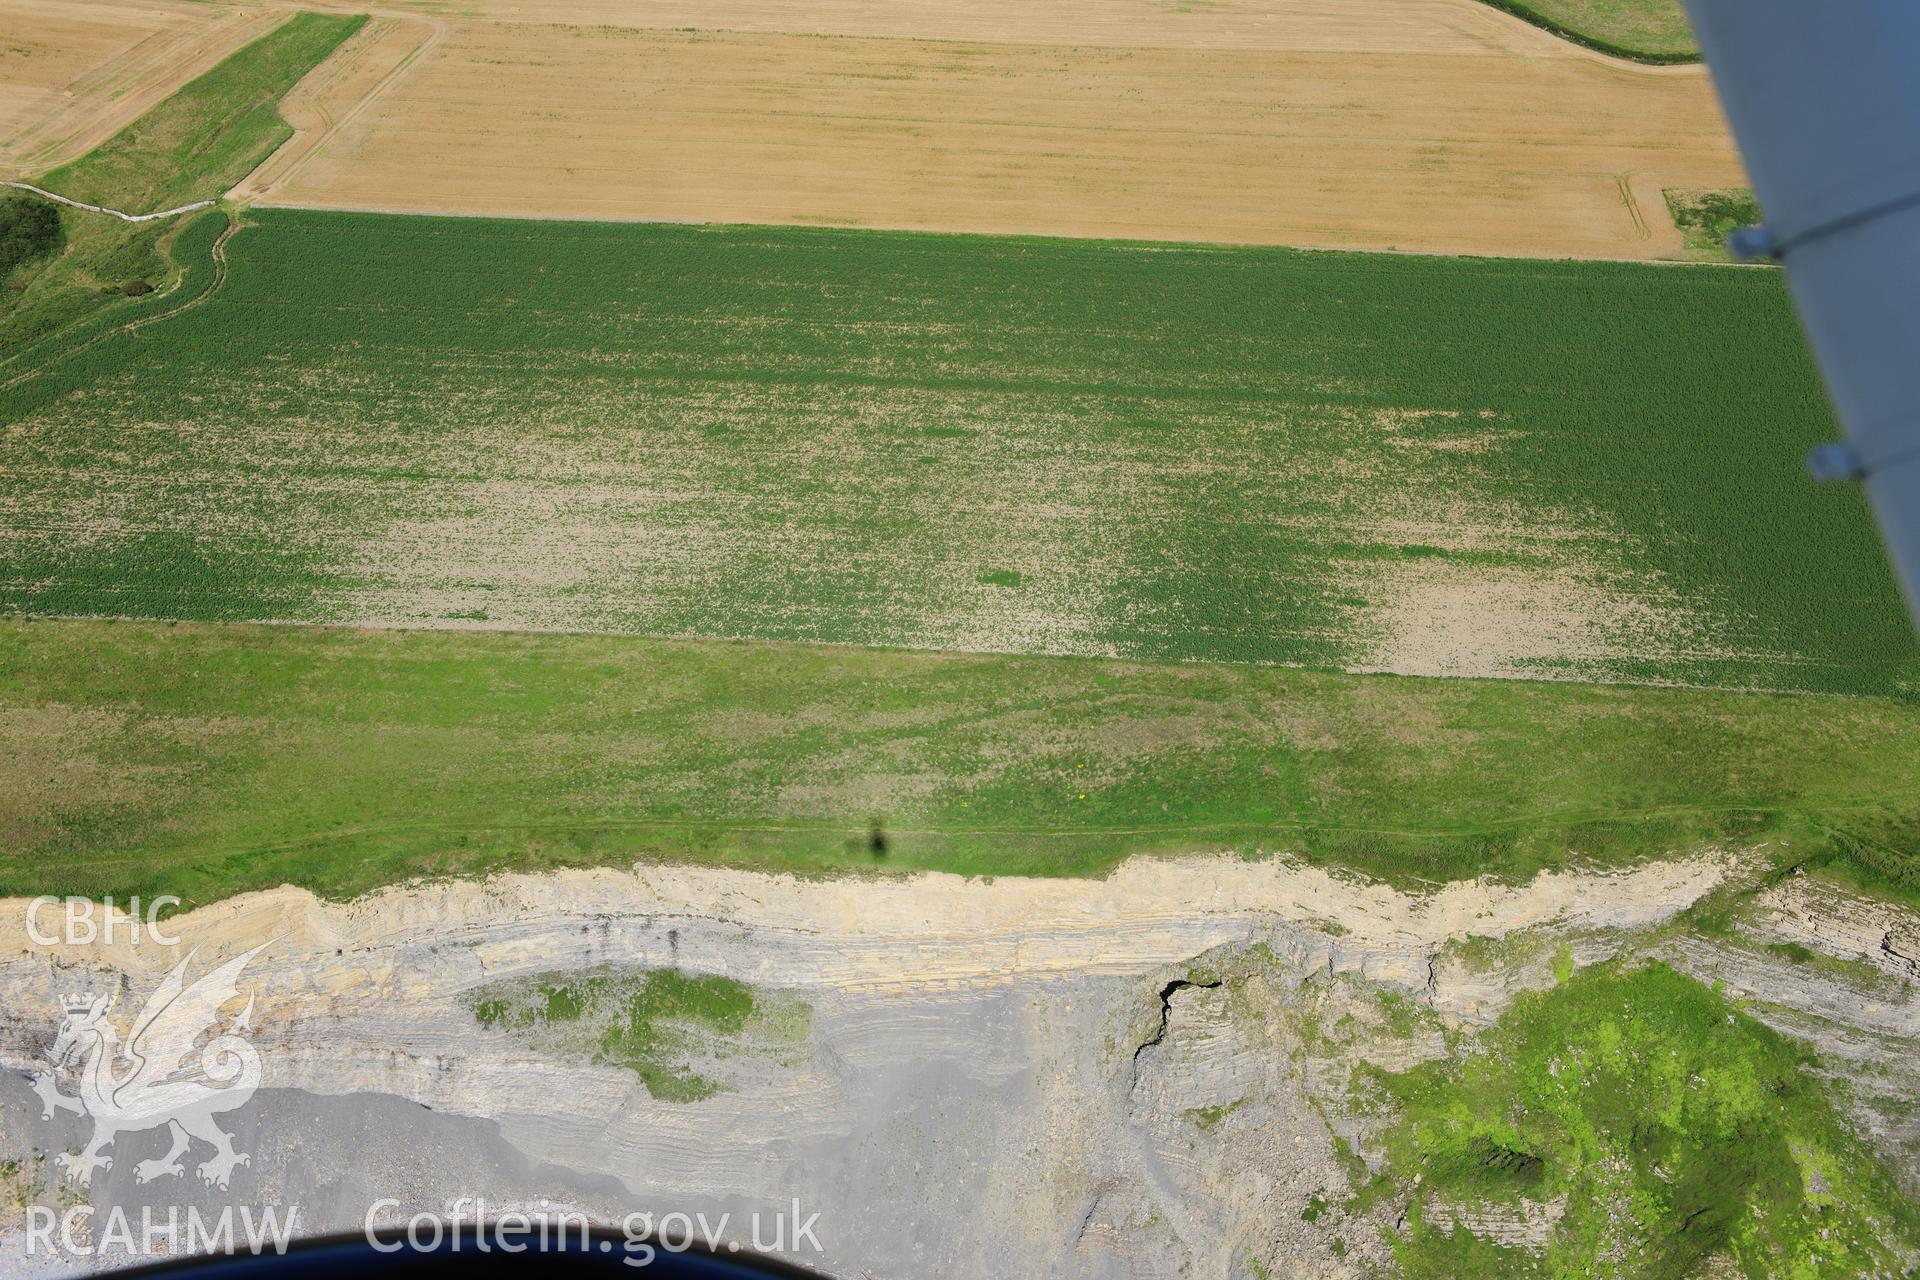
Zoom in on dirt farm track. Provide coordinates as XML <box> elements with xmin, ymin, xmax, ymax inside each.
<box><xmin>2</xmin><ymin>0</ymin><xmax>1745</xmax><ymax>259</ymax></box>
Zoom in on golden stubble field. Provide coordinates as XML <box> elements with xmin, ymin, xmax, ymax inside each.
<box><xmin>231</xmin><ymin>13</ymin><xmax>439</xmax><ymax>203</ymax></box>
<box><xmin>4</xmin><ymin>0</ymin><xmax>1745</xmax><ymax>257</ymax></box>
<box><xmin>260</xmin><ymin>0</ymin><xmax>1746</xmax><ymax>258</ymax></box>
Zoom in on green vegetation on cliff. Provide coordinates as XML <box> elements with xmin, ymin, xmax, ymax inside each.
<box><xmin>1378</xmin><ymin>961</ymin><xmax>1919</xmax><ymax>1278</ymax></box>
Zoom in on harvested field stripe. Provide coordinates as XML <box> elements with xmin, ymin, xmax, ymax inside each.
<box><xmin>260</xmin><ymin>19</ymin><xmax>1742</xmax><ymax>259</ymax></box>
<box><xmin>231</xmin><ymin>14</ymin><xmax>445</xmax><ymax>204</ymax></box>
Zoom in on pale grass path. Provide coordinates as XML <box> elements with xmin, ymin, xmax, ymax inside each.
<box><xmin>0</xmin><ymin>178</ymin><xmax>210</xmax><ymax>223</ymax></box>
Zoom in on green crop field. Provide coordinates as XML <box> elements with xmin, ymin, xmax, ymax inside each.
<box><xmin>0</xmin><ymin>209</ymin><xmax>1911</xmax><ymax>696</ymax></box>
<box><xmin>3</xmin><ymin>617</ymin><xmax>1916</xmax><ymax>904</ymax></box>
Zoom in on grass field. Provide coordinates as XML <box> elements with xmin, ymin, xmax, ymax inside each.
<box><xmin>1375</xmin><ymin>961</ymin><xmax>1919</xmax><ymax>1276</ymax></box>
<box><xmin>1475</xmin><ymin>0</ymin><xmax>1697</xmax><ymax>61</ymax></box>
<box><xmin>1</xmin><ymin>209</ymin><xmax>1910</xmax><ymax>695</ymax></box>
<box><xmin>0</xmin><ymin>12</ymin><xmax>363</xmax><ymax>356</ymax></box>
<box><xmin>3</xmin><ymin>618</ymin><xmax>1917</xmax><ymax>904</ymax></box>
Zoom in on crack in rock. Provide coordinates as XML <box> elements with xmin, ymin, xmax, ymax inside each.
<box><xmin>1133</xmin><ymin>976</ymin><xmax>1223</xmax><ymax>1068</ymax></box>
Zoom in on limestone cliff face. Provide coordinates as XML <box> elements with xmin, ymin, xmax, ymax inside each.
<box><xmin>0</xmin><ymin>850</ymin><xmax>1913</xmax><ymax>1278</ymax></box>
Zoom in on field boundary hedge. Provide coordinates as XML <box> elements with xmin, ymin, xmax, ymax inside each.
<box><xmin>1474</xmin><ymin>0</ymin><xmax>1701</xmax><ymax>65</ymax></box>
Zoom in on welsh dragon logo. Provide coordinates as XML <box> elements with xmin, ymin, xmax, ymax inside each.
<box><xmin>30</xmin><ymin>942</ymin><xmax>269</xmax><ymax>1190</ymax></box>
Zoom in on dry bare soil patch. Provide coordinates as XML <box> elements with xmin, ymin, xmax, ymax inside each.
<box><xmin>268</xmin><ymin>0</ymin><xmax>1744</xmax><ymax>258</ymax></box>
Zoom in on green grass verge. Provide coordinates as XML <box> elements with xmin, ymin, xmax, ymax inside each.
<box><xmin>0</xmin><ymin>12</ymin><xmax>363</xmax><ymax>356</ymax></box>
<box><xmin>1472</xmin><ymin>0</ymin><xmax>1699</xmax><ymax>63</ymax></box>
<box><xmin>3</xmin><ymin>618</ymin><xmax>1917</xmax><ymax>903</ymax></box>
<box><xmin>1</xmin><ymin>210</ymin><xmax>1910</xmax><ymax>695</ymax></box>
<box><xmin>1375</xmin><ymin>960</ymin><xmax>1919</xmax><ymax>1277</ymax></box>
